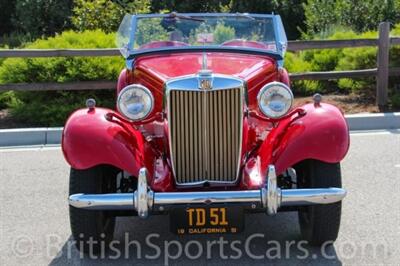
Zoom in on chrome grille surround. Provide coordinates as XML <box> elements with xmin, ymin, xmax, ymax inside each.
<box><xmin>165</xmin><ymin>74</ymin><xmax>245</xmax><ymax>186</ymax></box>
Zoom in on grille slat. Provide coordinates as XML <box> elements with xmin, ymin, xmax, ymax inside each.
<box><xmin>207</xmin><ymin>92</ymin><xmax>213</xmax><ymax>180</ymax></box>
<box><xmin>234</xmin><ymin>90</ymin><xmax>240</xmax><ymax>173</ymax></box>
<box><xmin>227</xmin><ymin>91</ymin><xmax>232</xmax><ymax>179</ymax></box>
<box><xmin>169</xmin><ymin>88</ymin><xmax>242</xmax><ymax>185</ymax></box>
<box><xmin>198</xmin><ymin>92</ymin><xmax>203</xmax><ymax>181</ymax></box>
<box><xmin>218</xmin><ymin>91</ymin><xmax>224</xmax><ymax>181</ymax></box>
<box><xmin>188</xmin><ymin>92</ymin><xmax>193</xmax><ymax>180</ymax></box>
<box><xmin>222</xmin><ymin>91</ymin><xmax>228</xmax><ymax>180</ymax></box>
<box><xmin>180</xmin><ymin>92</ymin><xmax>185</xmax><ymax>181</ymax></box>
<box><xmin>192</xmin><ymin>93</ymin><xmax>198</xmax><ymax>182</ymax></box>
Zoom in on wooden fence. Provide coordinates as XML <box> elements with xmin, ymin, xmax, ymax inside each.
<box><xmin>0</xmin><ymin>22</ymin><xmax>399</xmax><ymax>109</ymax></box>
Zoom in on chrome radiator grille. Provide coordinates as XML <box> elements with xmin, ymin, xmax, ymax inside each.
<box><xmin>168</xmin><ymin>88</ymin><xmax>243</xmax><ymax>185</ymax></box>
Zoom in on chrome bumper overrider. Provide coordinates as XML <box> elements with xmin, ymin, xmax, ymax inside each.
<box><xmin>69</xmin><ymin>165</ymin><xmax>346</xmax><ymax>218</ymax></box>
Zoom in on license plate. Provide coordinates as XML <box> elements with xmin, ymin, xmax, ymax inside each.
<box><xmin>170</xmin><ymin>206</ymin><xmax>244</xmax><ymax>234</ymax></box>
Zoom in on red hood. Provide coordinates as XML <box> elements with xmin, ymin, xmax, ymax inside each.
<box><xmin>134</xmin><ymin>52</ymin><xmax>277</xmax><ymax>83</ymax></box>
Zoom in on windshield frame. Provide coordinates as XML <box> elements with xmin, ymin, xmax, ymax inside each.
<box><xmin>120</xmin><ymin>13</ymin><xmax>286</xmax><ymax>60</ymax></box>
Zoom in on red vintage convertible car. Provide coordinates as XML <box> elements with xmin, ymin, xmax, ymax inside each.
<box><xmin>64</xmin><ymin>13</ymin><xmax>349</xmax><ymax>252</ymax></box>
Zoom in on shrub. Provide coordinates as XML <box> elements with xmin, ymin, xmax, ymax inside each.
<box><xmin>284</xmin><ymin>52</ymin><xmax>320</xmax><ymax>94</ymax></box>
<box><xmin>388</xmin><ymin>24</ymin><xmax>400</xmax><ymax>108</ymax></box>
<box><xmin>285</xmin><ymin>24</ymin><xmax>400</xmax><ymax>98</ymax></box>
<box><xmin>0</xmin><ymin>33</ymin><xmax>33</xmax><ymax>48</ymax></box>
<box><xmin>391</xmin><ymin>91</ymin><xmax>400</xmax><ymax>108</ymax></box>
<box><xmin>0</xmin><ymin>30</ymin><xmax>124</xmax><ymax>126</ymax></box>
<box><xmin>285</xmin><ymin>29</ymin><xmax>357</xmax><ymax>95</ymax></box>
<box><xmin>0</xmin><ymin>91</ymin><xmax>19</xmax><ymax>110</ymax></box>
<box><xmin>213</xmin><ymin>22</ymin><xmax>236</xmax><ymax>44</ymax></box>
<box><xmin>333</xmin><ymin>31</ymin><xmax>377</xmax><ymax>96</ymax></box>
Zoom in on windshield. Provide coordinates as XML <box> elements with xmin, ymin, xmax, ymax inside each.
<box><xmin>116</xmin><ymin>13</ymin><xmax>287</xmax><ymax>58</ymax></box>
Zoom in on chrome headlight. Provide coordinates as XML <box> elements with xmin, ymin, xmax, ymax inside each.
<box><xmin>257</xmin><ymin>82</ymin><xmax>293</xmax><ymax>119</ymax></box>
<box><xmin>117</xmin><ymin>84</ymin><xmax>154</xmax><ymax>121</ymax></box>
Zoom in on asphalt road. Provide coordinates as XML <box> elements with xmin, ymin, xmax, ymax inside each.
<box><xmin>1</xmin><ymin>131</ymin><xmax>399</xmax><ymax>265</ymax></box>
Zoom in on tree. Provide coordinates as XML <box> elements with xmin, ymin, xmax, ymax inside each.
<box><xmin>304</xmin><ymin>0</ymin><xmax>400</xmax><ymax>36</ymax></box>
<box><xmin>12</xmin><ymin>0</ymin><xmax>73</xmax><ymax>38</ymax></box>
<box><xmin>303</xmin><ymin>0</ymin><xmax>338</xmax><ymax>36</ymax></box>
<box><xmin>72</xmin><ymin>0</ymin><xmax>151</xmax><ymax>33</ymax></box>
<box><xmin>151</xmin><ymin>0</ymin><xmax>307</xmax><ymax>40</ymax></box>
<box><xmin>338</xmin><ymin>0</ymin><xmax>399</xmax><ymax>32</ymax></box>
<box><xmin>150</xmin><ymin>0</ymin><xmax>228</xmax><ymax>13</ymax></box>
<box><xmin>0</xmin><ymin>0</ymin><xmax>16</xmax><ymax>36</ymax></box>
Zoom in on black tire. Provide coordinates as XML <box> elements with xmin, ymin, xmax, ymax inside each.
<box><xmin>69</xmin><ymin>165</ymin><xmax>119</xmax><ymax>254</ymax></box>
<box><xmin>295</xmin><ymin>160</ymin><xmax>342</xmax><ymax>246</ymax></box>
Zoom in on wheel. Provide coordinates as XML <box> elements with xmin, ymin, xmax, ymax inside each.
<box><xmin>69</xmin><ymin>165</ymin><xmax>119</xmax><ymax>254</ymax></box>
<box><xmin>295</xmin><ymin>160</ymin><xmax>342</xmax><ymax>246</ymax></box>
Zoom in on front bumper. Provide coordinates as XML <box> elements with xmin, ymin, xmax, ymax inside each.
<box><xmin>69</xmin><ymin>165</ymin><xmax>346</xmax><ymax>217</ymax></box>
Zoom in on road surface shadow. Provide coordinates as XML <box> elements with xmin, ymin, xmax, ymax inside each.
<box><xmin>49</xmin><ymin>212</ymin><xmax>341</xmax><ymax>265</ymax></box>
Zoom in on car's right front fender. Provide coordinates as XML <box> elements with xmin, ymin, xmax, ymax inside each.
<box><xmin>62</xmin><ymin>107</ymin><xmax>145</xmax><ymax>176</ymax></box>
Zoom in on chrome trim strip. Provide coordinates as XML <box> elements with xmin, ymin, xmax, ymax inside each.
<box><xmin>127</xmin><ymin>47</ymin><xmax>283</xmax><ymax>61</ymax></box>
<box><xmin>154</xmin><ymin>190</ymin><xmax>261</xmax><ymax>205</ymax></box>
<box><xmin>202</xmin><ymin>52</ymin><xmax>207</xmax><ymax>70</ymax></box>
<box><xmin>69</xmin><ymin>165</ymin><xmax>347</xmax><ymax>217</ymax></box>
<box><xmin>280</xmin><ymin>188</ymin><xmax>347</xmax><ymax>206</ymax></box>
<box><xmin>134</xmin><ymin>13</ymin><xmax>277</xmax><ymax>19</ymax></box>
<box><xmin>165</xmin><ymin>74</ymin><xmax>245</xmax><ymax>186</ymax></box>
<box><xmin>134</xmin><ymin>168</ymin><xmax>149</xmax><ymax>218</ymax></box>
<box><xmin>69</xmin><ymin>187</ymin><xmax>346</xmax><ymax>211</ymax></box>
<box><xmin>266</xmin><ymin>165</ymin><xmax>280</xmax><ymax>215</ymax></box>
<box><xmin>69</xmin><ymin>193</ymin><xmax>134</xmax><ymax>210</ymax></box>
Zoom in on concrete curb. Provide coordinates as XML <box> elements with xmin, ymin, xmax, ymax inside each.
<box><xmin>345</xmin><ymin>112</ymin><xmax>400</xmax><ymax>131</ymax></box>
<box><xmin>0</xmin><ymin>113</ymin><xmax>399</xmax><ymax>147</ymax></box>
<box><xmin>0</xmin><ymin>127</ymin><xmax>63</xmax><ymax>147</ymax></box>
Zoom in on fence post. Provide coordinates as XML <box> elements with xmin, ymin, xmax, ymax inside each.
<box><xmin>376</xmin><ymin>22</ymin><xmax>390</xmax><ymax>111</ymax></box>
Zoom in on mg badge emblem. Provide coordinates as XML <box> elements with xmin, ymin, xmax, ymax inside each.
<box><xmin>200</xmin><ymin>78</ymin><xmax>212</xmax><ymax>90</ymax></box>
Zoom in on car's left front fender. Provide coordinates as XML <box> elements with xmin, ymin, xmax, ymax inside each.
<box><xmin>257</xmin><ymin>103</ymin><xmax>350</xmax><ymax>177</ymax></box>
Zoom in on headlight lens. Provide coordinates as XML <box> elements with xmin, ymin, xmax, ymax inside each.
<box><xmin>257</xmin><ymin>82</ymin><xmax>293</xmax><ymax>118</ymax></box>
<box><xmin>117</xmin><ymin>84</ymin><xmax>154</xmax><ymax>121</ymax></box>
